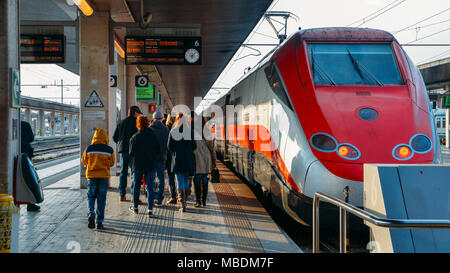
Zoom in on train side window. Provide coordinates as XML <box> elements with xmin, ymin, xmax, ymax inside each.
<box><xmin>437</xmin><ymin>118</ymin><xmax>441</xmax><ymax>128</ymax></box>
<box><xmin>443</xmin><ymin>118</ymin><xmax>446</xmax><ymax>128</ymax></box>
<box><xmin>264</xmin><ymin>63</ymin><xmax>293</xmax><ymax>111</ymax></box>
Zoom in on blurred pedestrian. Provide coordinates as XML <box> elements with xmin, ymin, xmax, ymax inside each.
<box><xmin>150</xmin><ymin>111</ymin><xmax>170</xmax><ymax>207</ymax></box>
<box><xmin>193</xmin><ymin>117</ymin><xmax>216</xmax><ymax>207</ymax></box>
<box><xmin>165</xmin><ymin>113</ymin><xmax>176</xmax><ymax>204</ymax></box>
<box><xmin>167</xmin><ymin>113</ymin><xmax>197</xmax><ymax>212</ymax></box>
<box><xmin>21</xmin><ymin>120</ymin><xmax>40</xmax><ymax>212</ymax></box>
<box><xmin>128</xmin><ymin>115</ymin><xmax>161</xmax><ymax>217</ymax></box>
<box><xmin>81</xmin><ymin>128</ymin><xmax>115</xmax><ymax>229</ymax></box>
<box><xmin>113</xmin><ymin>105</ymin><xmax>142</xmax><ymax>201</ymax></box>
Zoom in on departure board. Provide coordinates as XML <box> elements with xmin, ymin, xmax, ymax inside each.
<box><xmin>20</xmin><ymin>35</ymin><xmax>65</xmax><ymax>63</ymax></box>
<box><xmin>125</xmin><ymin>36</ymin><xmax>202</xmax><ymax>65</ymax></box>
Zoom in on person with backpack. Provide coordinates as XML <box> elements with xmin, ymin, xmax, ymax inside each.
<box><xmin>113</xmin><ymin>106</ymin><xmax>142</xmax><ymax>201</ymax></box>
<box><xmin>81</xmin><ymin>128</ymin><xmax>115</xmax><ymax>229</ymax></box>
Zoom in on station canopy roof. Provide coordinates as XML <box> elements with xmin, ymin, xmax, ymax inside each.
<box><xmin>20</xmin><ymin>0</ymin><xmax>273</xmax><ymax>107</ymax></box>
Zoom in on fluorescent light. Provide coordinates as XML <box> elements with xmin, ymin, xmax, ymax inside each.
<box><xmin>73</xmin><ymin>0</ymin><xmax>94</xmax><ymax>16</ymax></box>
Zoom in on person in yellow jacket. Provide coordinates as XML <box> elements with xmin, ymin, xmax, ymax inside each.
<box><xmin>81</xmin><ymin>128</ymin><xmax>115</xmax><ymax>230</ymax></box>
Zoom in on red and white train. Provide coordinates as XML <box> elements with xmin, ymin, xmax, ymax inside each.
<box><xmin>205</xmin><ymin>27</ymin><xmax>440</xmax><ymax>226</ymax></box>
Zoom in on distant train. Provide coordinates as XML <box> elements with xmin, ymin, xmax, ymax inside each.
<box><xmin>433</xmin><ymin>108</ymin><xmax>446</xmax><ymax>144</ymax></box>
<box><xmin>205</xmin><ymin>27</ymin><xmax>441</xmax><ymax>226</ymax></box>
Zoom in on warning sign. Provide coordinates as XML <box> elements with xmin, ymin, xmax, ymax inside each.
<box><xmin>84</xmin><ymin>90</ymin><xmax>104</xmax><ymax>108</ymax></box>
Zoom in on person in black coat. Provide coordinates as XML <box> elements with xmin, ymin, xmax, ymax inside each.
<box><xmin>21</xmin><ymin>120</ymin><xmax>40</xmax><ymax>212</ymax></box>
<box><xmin>167</xmin><ymin>113</ymin><xmax>197</xmax><ymax>212</ymax></box>
<box><xmin>165</xmin><ymin>113</ymin><xmax>177</xmax><ymax>204</ymax></box>
<box><xmin>113</xmin><ymin>105</ymin><xmax>142</xmax><ymax>201</ymax></box>
<box><xmin>128</xmin><ymin>115</ymin><xmax>161</xmax><ymax>217</ymax></box>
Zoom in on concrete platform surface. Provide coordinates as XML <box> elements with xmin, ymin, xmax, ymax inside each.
<box><xmin>18</xmin><ymin>161</ymin><xmax>302</xmax><ymax>253</ymax></box>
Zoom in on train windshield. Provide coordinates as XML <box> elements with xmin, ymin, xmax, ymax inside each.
<box><xmin>308</xmin><ymin>43</ymin><xmax>404</xmax><ymax>86</ymax></box>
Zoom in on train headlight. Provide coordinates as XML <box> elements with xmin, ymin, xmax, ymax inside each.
<box><xmin>337</xmin><ymin>144</ymin><xmax>361</xmax><ymax>160</ymax></box>
<box><xmin>393</xmin><ymin>145</ymin><xmax>413</xmax><ymax>160</ymax></box>
<box><xmin>410</xmin><ymin>134</ymin><xmax>432</xmax><ymax>153</ymax></box>
<box><xmin>310</xmin><ymin>133</ymin><xmax>337</xmax><ymax>152</ymax></box>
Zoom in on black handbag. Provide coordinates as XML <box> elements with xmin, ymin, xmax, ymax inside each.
<box><xmin>211</xmin><ymin>168</ymin><xmax>220</xmax><ymax>183</ymax></box>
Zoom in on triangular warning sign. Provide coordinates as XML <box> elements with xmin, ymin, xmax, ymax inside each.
<box><xmin>84</xmin><ymin>90</ymin><xmax>104</xmax><ymax>108</ymax></box>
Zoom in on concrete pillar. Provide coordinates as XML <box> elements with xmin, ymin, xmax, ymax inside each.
<box><xmin>32</xmin><ymin>117</ymin><xmax>37</xmax><ymax>135</ymax></box>
<box><xmin>0</xmin><ymin>0</ymin><xmax>20</xmax><ymax>253</ymax></box>
<box><xmin>60</xmin><ymin>112</ymin><xmax>65</xmax><ymax>135</ymax></box>
<box><xmin>50</xmin><ymin>111</ymin><xmax>56</xmax><ymax>136</ymax></box>
<box><xmin>38</xmin><ymin>110</ymin><xmax>45</xmax><ymax>136</ymax></box>
<box><xmin>126</xmin><ymin>65</ymin><xmax>136</xmax><ymax>111</ymax></box>
<box><xmin>117</xmin><ymin>53</ymin><xmax>127</xmax><ymax>120</ymax></box>
<box><xmin>68</xmin><ymin>114</ymin><xmax>73</xmax><ymax>134</ymax></box>
<box><xmin>24</xmin><ymin>108</ymin><xmax>31</xmax><ymax>123</ymax></box>
<box><xmin>80</xmin><ymin>11</ymin><xmax>111</xmax><ymax>188</ymax></box>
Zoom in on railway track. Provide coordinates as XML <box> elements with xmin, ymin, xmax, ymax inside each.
<box><xmin>33</xmin><ymin>143</ymin><xmax>80</xmax><ymax>156</ymax></box>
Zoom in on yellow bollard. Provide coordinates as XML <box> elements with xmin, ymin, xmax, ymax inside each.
<box><xmin>0</xmin><ymin>194</ymin><xmax>19</xmax><ymax>253</ymax></box>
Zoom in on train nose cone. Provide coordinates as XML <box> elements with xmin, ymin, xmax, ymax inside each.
<box><xmin>358</xmin><ymin>108</ymin><xmax>379</xmax><ymax>121</ymax></box>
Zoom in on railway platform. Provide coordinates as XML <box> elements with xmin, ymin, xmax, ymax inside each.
<box><xmin>18</xmin><ymin>161</ymin><xmax>302</xmax><ymax>253</ymax></box>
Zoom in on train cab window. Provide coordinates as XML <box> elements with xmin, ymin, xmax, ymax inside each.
<box><xmin>308</xmin><ymin>43</ymin><xmax>404</xmax><ymax>86</ymax></box>
<box><xmin>264</xmin><ymin>63</ymin><xmax>293</xmax><ymax>111</ymax></box>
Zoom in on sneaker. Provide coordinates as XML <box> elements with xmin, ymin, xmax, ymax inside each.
<box><xmin>154</xmin><ymin>203</ymin><xmax>162</xmax><ymax>208</ymax></box>
<box><xmin>27</xmin><ymin>204</ymin><xmax>40</xmax><ymax>212</ymax></box>
<box><xmin>147</xmin><ymin>210</ymin><xmax>153</xmax><ymax>217</ymax></box>
<box><xmin>88</xmin><ymin>213</ymin><xmax>95</xmax><ymax>229</ymax></box>
<box><xmin>96</xmin><ymin>222</ymin><xmax>104</xmax><ymax>230</ymax></box>
<box><xmin>129</xmin><ymin>206</ymin><xmax>138</xmax><ymax>214</ymax></box>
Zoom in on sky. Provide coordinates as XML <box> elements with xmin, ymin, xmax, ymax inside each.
<box><xmin>20</xmin><ymin>0</ymin><xmax>450</xmax><ymax>109</ymax></box>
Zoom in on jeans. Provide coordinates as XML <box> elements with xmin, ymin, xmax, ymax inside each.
<box><xmin>175</xmin><ymin>173</ymin><xmax>190</xmax><ymax>190</ymax></box>
<box><xmin>87</xmin><ymin>178</ymin><xmax>109</xmax><ymax>223</ymax></box>
<box><xmin>132</xmin><ymin>170</ymin><xmax>155</xmax><ymax>211</ymax></box>
<box><xmin>150</xmin><ymin>163</ymin><xmax>165</xmax><ymax>204</ymax></box>
<box><xmin>194</xmin><ymin>174</ymin><xmax>209</xmax><ymax>203</ymax></box>
<box><xmin>119</xmin><ymin>152</ymin><xmax>132</xmax><ymax>197</ymax></box>
<box><xmin>167</xmin><ymin>172</ymin><xmax>176</xmax><ymax>198</ymax></box>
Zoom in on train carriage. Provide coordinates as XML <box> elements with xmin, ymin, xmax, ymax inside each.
<box><xmin>205</xmin><ymin>27</ymin><xmax>441</xmax><ymax>226</ymax></box>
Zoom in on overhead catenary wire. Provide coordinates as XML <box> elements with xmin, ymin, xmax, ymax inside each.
<box><xmin>393</xmin><ymin>7</ymin><xmax>450</xmax><ymax>34</ymax></box>
<box><xmin>346</xmin><ymin>0</ymin><xmax>406</xmax><ymax>27</ymax></box>
<box><xmin>405</xmin><ymin>27</ymin><xmax>450</xmax><ymax>44</ymax></box>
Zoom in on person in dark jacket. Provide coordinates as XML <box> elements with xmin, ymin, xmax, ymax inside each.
<box><xmin>113</xmin><ymin>105</ymin><xmax>142</xmax><ymax>201</ymax></box>
<box><xmin>167</xmin><ymin>113</ymin><xmax>197</xmax><ymax>212</ymax></box>
<box><xmin>149</xmin><ymin>111</ymin><xmax>170</xmax><ymax>206</ymax></box>
<box><xmin>165</xmin><ymin>113</ymin><xmax>177</xmax><ymax>204</ymax></box>
<box><xmin>129</xmin><ymin>115</ymin><xmax>161</xmax><ymax>217</ymax></box>
<box><xmin>21</xmin><ymin>120</ymin><xmax>40</xmax><ymax>212</ymax></box>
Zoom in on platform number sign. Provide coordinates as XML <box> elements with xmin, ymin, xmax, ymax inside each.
<box><xmin>110</xmin><ymin>75</ymin><xmax>117</xmax><ymax>87</ymax></box>
<box><xmin>135</xmin><ymin>75</ymin><xmax>149</xmax><ymax>88</ymax></box>
<box><xmin>11</xmin><ymin>69</ymin><xmax>20</xmax><ymax>108</ymax></box>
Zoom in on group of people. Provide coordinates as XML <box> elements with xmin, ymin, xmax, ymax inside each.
<box><xmin>82</xmin><ymin>105</ymin><xmax>216</xmax><ymax>229</ymax></box>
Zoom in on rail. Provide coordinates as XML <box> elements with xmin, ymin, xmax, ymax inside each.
<box><xmin>312</xmin><ymin>192</ymin><xmax>450</xmax><ymax>253</ymax></box>
<box><xmin>34</xmin><ymin>143</ymin><xmax>80</xmax><ymax>156</ymax></box>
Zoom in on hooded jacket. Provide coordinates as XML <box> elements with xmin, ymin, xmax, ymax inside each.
<box><xmin>82</xmin><ymin>128</ymin><xmax>115</xmax><ymax>179</ymax></box>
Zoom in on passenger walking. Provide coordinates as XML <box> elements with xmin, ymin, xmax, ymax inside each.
<box><xmin>81</xmin><ymin>128</ymin><xmax>115</xmax><ymax>229</ymax></box>
<box><xmin>128</xmin><ymin>115</ymin><xmax>161</xmax><ymax>217</ymax></box>
<box><xmin>167</xmin><ymin>113</ymin><xmax>197</xmax><ymax>212</ymax></box>
<box><xmin>165</xmin><ymin>113</ymin><xmax>177</xmax><ymax>204</ymax></box>
<box><xmin>193</xmin><ymin>117</ymin><xmax>216</xmax><ymax>207</ymax></box>
<box><xmin>21</xmin><ymin>120</ymin><xmax>40</xmax><ymax>212</ymax></box>
<box><xmin>113</xmin><ymin>105</ymin><xmax>142</xmax><ymax>201</ymax></box>
<box><xmin>149</xmin><ymin>111</ymin><xmax>170</xmax><ymax>207</ymax></box>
